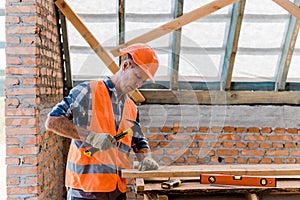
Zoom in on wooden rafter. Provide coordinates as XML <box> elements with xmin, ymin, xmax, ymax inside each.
<box><xmin>110</xmin><ymin>0</ymin><xmax>239</xmax><ymax>57</ymax></box>
<box><xmin>221</xmin><ymin>0</ymin><xmax>246</xmax><ymax>91</ymax></box>
<box><xmin>170</xmin><ymin>0</ymin><xmax>184</xmax><ymax>90</ymax></box>
<box><xmin>273</xmin><ymin>0</ymin><xmax>300</xmax><ymax>21</ymax></box>
<box><xmin>275</xmin><ymin>0</ymin><xmax>300</xmax><ymax>91</ymax></box>
<box><xmin>54</xmin><ymin>0</ymin><xmax>145</xmax><ymax>103</ymax></box>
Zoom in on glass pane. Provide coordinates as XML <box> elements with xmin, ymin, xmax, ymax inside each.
<box><xmin>126</xmin><ymin>0</ymin><xmax>172</xmax><ymax>14</ymax></box>
<box><xmin>238</xmin><ymin>22</ymin><xmax>286</xmax><ymax>48</ymax></box>
<box><xmin>182</xmin><ymin>22</ymin><xmax>227</xmax><ymax>48</ymax></box>
<box><xmin>70</xmin><ymin>52</ymin><xmax>114</xmax><ymax>79</ymax></box>
<box><xmin>67</xmin><ymin>21</ymin><xmax>117</xmax><ymax>47</ymax></box>
<box><xmin>245</xmin><ymin>0</ymin><xmax>289</xmax><ymax>15</ymax></box>
<box><xmin>178</xmin><ymin>54</ymin><xmax>221</xmax><ymax>82</ymax></box>
<box><xmin>287</xmin><ymin>55</ymin><xmax>300</xmax><ymax>82</ymax></box>
<box><xmin>233</xmin><ymin>55</ymin><xmax>278</xmax><ymax>81</ymax></box>
<box><xmin>66</xmin><ymin>0</ymin><xmax>117</xmax><ymax>14</ymax></box>
<box><xmin>184</xmin><ymin>0</ymin><xmax>230</xmax><ymax>14</ymax></box>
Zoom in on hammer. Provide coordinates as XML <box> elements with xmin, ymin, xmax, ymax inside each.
<box><xmin>114</xmin><ymin>119</ymin><xmax>144</xmax><ymax>140</ymax></box>
<box><xmin>84</xmin><ymin>119</ymin><xmax>143</xmax><ymax>157</ymax></box>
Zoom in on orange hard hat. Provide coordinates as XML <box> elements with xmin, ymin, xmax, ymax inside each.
<box><xmin>120</xmin><ymin>43</ymin><xmax>159</xmax><ymax>82</ymax></box>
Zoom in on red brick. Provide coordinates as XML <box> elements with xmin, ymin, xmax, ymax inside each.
<box><xmin>7</xmin><ymin>186</ymin><xmax>41</xmax><ymax>195</ymax></box>
<box><xmin>6</xmin><ymin>16</ymin><xmax>21</xmax><ymax>24</ymax></box>
<box><xmin>7</xmin><ymin>165</ymin><xmax>38</xmax><ymax>175</ymax></box>
<box><xmin>5</xmin><ymin>107</ymin><xmax>38</xmax><ymax>116</ymax></box>
<box><xmin>6</xmin><ymin>67</ymin><xmax>38</xmax><ymax>75</ymax></box>
<box><xmin>160</xmin><ymin>127</ymin><xmax>172</xmax><ymax>132</ymax></box>
<box><xmin>260</xmin><ymin>143</ymin><xmax>271</xmax><ymax>148</ymax></box>
<box><xmin>268</xmin><ymin>135</ymin><xmax>292</xmax><ymax>141</ymax></box>
<box><xmin>222</xmin><ymin>142</ymin><xmax>234</xmax><ymax>148</ymax></box>
<box><xmin>274</xmin><ymin>158</ymin><xmax>284</xmax><ymax>164</ymax></box>
<box><xmin>260</xmin><ymin>158</ymin><xmax>272</xmax><ymax>164</ymax></box>
<box><xmin>186</xmin><ymin>127</ymin><xmax>198</xmax><ymax>132</ymax></box>
<box><xmin>6</xmin><ymin>177</ymin><xmax>20</xmax><ymax>185</ymax></box>
<box><xmin>199</xmin><ymin>127</ymin><xmax>209</xmax><ymax>133</ymax></box>
<box><xmin>5</xmin><ymin>117</ymin><xmax>38</xmax><ymax>126</ymax></box>
<box><xmin>7</xmin><ymin>146</ymin><xmax>40</xmax><ymax>155</ymax></box>
<box><xmin>6</xmin><ymin>46</ymin><xmax>38</xmax><ymax>55</ymax></box>
<box><xmin>236</xmin><ymin>127</ymin><xmax>247</xmax><ymax>133</ymax></box>
<box><xmin>248</xmin><ymin>142</ymin><xmax>259</xmax><ymax>148</ymax></box>
<box><xmin>266</xmin><ymin>150</ymin><xmax>289</xmax><ymax>157</ymax></box>
<box><xmin>6</xmin><ymin>5</ymin><xmax>37</xmax><ymax>14</ymax></box>
<box><xmin>287</xmin><ymin>128</ymin><xmax>298</xmax><ymax>134</ymax></box>
<box><xmin>6</xmin><ymin>87</ymin><xmax>39</xmax><ymax>96</ymax></box>
<box><xmin>249</xmin><ymin>158</ymin><xmax>260</xmax><ymax>164</ymax></box>
<box><xmin>244</xmin><ymin>135</ymin><xmax>266</xmax><ymax>141</ymax></box>
<box><xmin>6</xmin><ymin>127</ymin><xmax>39</xmax><ymax>135</ymax></box>
<box><xmin>274</xmin><ymin>127</ymin><xmax>286</xmax><ymax>134</ymax></box>
<box><xmin>6</xmin><ymin>25</ymin><xmax>37</xmax><ymax>34</ymax></box>
<box><xmin>223</xmin><ymin>126</ymin><xmax>235</xmax><ymax>133</ymax></box>
<box><xmin>248</xmin><ymin>127</ymin><xmax>260</xmax><ymax>133</ymax></box>
<box><xmin>218</xmin><ymin>134</ymin><xmax>240</xmax><ymax>140</ymax></box>
<box><xmin>193</xmin><ymin>134</ymin><xmax>215</xmax><ymax>140</ymax></box>
<box><xmin>261</xmin><ymin>127</ymin><xmax>272</xmax><ymax>133</ymax></box>
<box><xmin>5</xmin><ymin>77</ymin><xmax>20</xmax><ymax>86</ymax></box>
<box><xmin>211</xmin><ymin>126</ymin><xmax>222</xmax><ymax>133</ymax></box>
<box><xmin>224</xmin><ymin>157</ymin><xmax>235</xmax><ymax>163</ymax></box>
<box><xmin>217</xmin><ymin>149</ymin><xmax>239</xmax><ymax>156</ymax></box>
<box><xmin>241</xmin><ymin>150</ymin><xmax>264</xmax><ymax>156</ymax></box>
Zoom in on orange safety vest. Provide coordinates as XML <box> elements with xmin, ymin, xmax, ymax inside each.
<box><xmin>65</xmin><ymin>80</ymin><xmax>137</xmax><ymax>193</ymax></box>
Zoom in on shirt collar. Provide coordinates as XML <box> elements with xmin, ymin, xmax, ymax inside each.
<box><xmin>103</xmin><ymin>77</ymin><xmax>116</xmax><ymax>93</ymax></box>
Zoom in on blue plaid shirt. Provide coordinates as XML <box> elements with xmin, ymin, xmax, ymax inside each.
<box><xmin>49</xmin><ymin>77</ymin><xmax>149</xmax><ymax>151</ymax></box>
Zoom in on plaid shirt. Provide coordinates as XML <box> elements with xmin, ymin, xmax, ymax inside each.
<box><xmin>49</xmin><ymin>77</ymin><xmax>149</xmax><ymax>151</ymax></box>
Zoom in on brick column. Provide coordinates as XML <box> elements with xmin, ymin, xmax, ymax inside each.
<box><xmin>5</xmin><ymin>0</ymin><xmax>67</xmax><ymax>199</ymax></box>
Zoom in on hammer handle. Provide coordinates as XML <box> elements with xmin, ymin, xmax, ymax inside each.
<box><xmin>114</xmin><ymin>128</ymin><xmax>133</xmax><ymax>141</ymax></box>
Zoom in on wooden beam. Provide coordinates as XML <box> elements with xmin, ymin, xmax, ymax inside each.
<box><xmin>221</xmin><ymin>0</ymin><xmax>246</xmax><ymax>90</ymax></box>
<box><xmin>110</xmin><ymin>0</ymin><xmax>239</xmax><ymax>57</ymax></box>
<box><xmin>275</xmin><ymin>0</ymin><xmax>300</xmax><ymax>91</ymax></box>
<box><xmin>139</xmin><ymin>90</ymin><xmax>300</xmax><ymax>105</ymax></box>
<box><xmin>273</xmin><ymin>0</ymin><xmax>300</xmax><ymax>21</ymax></box>
<box><xmin>54</xmin><ymin>0</ymin><xmax>145</xmax><ymax>103</ymax></box>
<box><xmin>246</xmin><ymin>193</ymin><xmax>260</xmax><ymax>200</ymax></box>
<box><xmin>136</xmin><ymin>178</ymin><xmax>145</xmax><ymax>192</ymax></box>
<box><xmin>122</xmin><ymin>164</ymin><xmax>300</xmax><ymax>178</ymax></box>
<box><xmin>170</xmin><ymin>0</ymin><xmax>184</xmax><ymax>90</ymax></box>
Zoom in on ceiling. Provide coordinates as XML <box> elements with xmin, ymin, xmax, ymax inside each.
<box><xmin>58</xmin><ymin>0</ymin><xmax>300</xmax><ymax>104</ymax></box>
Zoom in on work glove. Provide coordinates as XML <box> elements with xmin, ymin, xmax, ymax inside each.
<box><xmin>85</xmin><ymin>132</ymin><xmax>117</xmax><ymax>151</ymax></box>
<box><xmin>138</xmin><ymin>157</ymin><xmax>159</xmax><ymax>171</ymax></box>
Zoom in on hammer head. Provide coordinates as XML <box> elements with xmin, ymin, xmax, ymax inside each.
<box><xmin>126</xmin><ymin>119</ymin><xmax>144</xmax><ymax>138</ymax></box>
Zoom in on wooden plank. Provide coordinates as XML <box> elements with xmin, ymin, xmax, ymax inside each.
<box><xmin>136</xmin><ymin>178</ymin><xmax>145</xmax><ymax>192</ymax></box>
<box><xmin>221</xmin><ymin>0</ymin><xmax>246</xmax><ymax>90</ymax></box>
<box><xmin>273</xmin><ymin>0</ymin><xmax>300</xmax><ymax>21</ymax></box>
<box><xmin>139</xmin><ymin>90</ymin><xmax>300</xmax><ymax>105</ymax></box>
<box><xmin>246</xmin><ymin>193</ymin><xmax>259</xmax><ymax>200</ymax></box>
<box><xmin>170</xmin><ymin>0</ymin><xmax>184</xmax><ymax>90</ymax></box>
<box><xmin>54</xmin><ymin>0</ymin><xmax>145</xmax><ymax>103</ymax></box>
<box><xmin>110</xmin><ymin>0</ymin><xmax>239</xmax><ymax>57</ymax></box>
<box><xmin>275</xmin><ymin>0</ymin><xmax>300</xmax><ymax>91</ymax></box>
<box><xmin>121</xmin><ymin>164</ymin><xmax>300</xmax><ymax>178</ymax></box>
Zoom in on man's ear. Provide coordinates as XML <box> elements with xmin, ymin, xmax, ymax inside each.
<box><xmin>122</xmin><ymin>60</ymin><xmax>131</xmax><ymax>70</ymax></box>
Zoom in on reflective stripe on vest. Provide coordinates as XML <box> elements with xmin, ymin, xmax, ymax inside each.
<box><xmin>65</xmin><ymin>80</ymin><xmax>137</xmax><ymax>192</ymax></box>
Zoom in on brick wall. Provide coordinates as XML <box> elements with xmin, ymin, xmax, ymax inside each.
<box><xmin>5</xmin><ymin>0</ymin><xmax>66</xmax><ymax>199</ymax></box>
<box><xmin>138</xmin><ymin>105</ymin><xmax>300</xmax><ymax>166</ymax></box>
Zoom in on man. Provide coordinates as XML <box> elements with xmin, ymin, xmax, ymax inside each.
<box><xmin>45</xmin><ymin>43</ymin><xmax>159</xmax><ymax>200</ymax></box>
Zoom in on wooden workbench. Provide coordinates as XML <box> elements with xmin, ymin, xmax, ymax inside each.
<box><xmin>122</xmin><ymin>164</ymin><xmax>300</xmax><ymax>200</ymax></box>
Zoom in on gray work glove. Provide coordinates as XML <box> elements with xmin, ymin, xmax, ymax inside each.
<box><xmin>85</xmin><ymin>132</ymin><xmax>117</xmax><ymax>151</ymax></box>
<box><xmin>138</xmin><ymin>157</ymin><xmax>159</xmax><ymax>171</ymax></box>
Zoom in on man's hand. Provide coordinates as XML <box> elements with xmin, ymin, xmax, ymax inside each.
<box><xmin>138</xmin><ymin>157</ymin><xmax>159</xmax><ymax>171</ymax></box>
<box><xmin>85</xmin><ymin>132</ymin><xmax>117</xmax><ymax>151</ymax></box>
